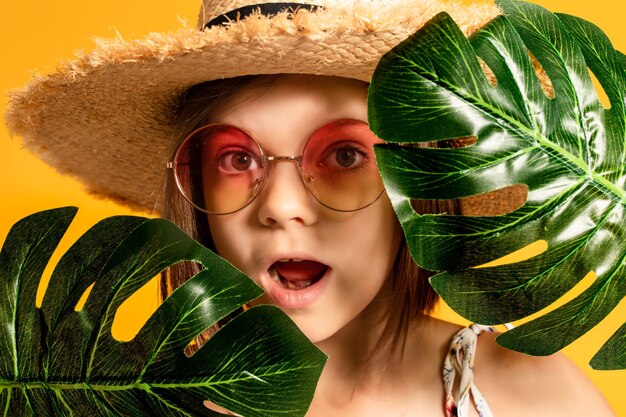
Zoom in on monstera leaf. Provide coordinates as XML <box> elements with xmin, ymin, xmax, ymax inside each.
<box><xmin>0</xmin><ymin>207</ymin><xmax>325</xmax><ymax>416</ymax></box>
<box><xmin>369</xmin><ymin>0</ymin><xmax>625</xmax><ymax>369</ymax></box>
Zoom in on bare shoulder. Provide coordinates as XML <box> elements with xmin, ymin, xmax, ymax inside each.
<box><xmin>473</xmin><ymin>331</ymin><xmax>616</xmax><ymax>417</ymax></box>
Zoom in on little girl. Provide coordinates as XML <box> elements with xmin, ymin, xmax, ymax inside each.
<box><xmin>5</xmin><ymin>0</ymin><xmax>616</xmax><ymax>415</ymax></box>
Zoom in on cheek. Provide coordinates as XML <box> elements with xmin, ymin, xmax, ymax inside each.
<box><xmin>327</xmin><ymin>199</ymin><xmax>402</xmax><ymax>300</ymax></box>
<box><xmin>202</xmin><ymin>171</ymin><xmax>261</xmax><ymax>214</ymax></box>
<box><xmin>206</xmin><ymin>215</ymin><xmax>250</xmax><ymax>271</ymax></box>
<box><xmin>337</xmin><ymin>198</ymin><xmax>400</xmax><ymax>261</ymax></box>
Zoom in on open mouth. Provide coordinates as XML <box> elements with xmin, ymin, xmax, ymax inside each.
<box><xmin>268</xmin><ymin>259</ymin><xmax>329</xmax><ymax>290</ymax></box>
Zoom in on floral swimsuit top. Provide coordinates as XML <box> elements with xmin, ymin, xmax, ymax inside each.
<box><xmin>444</xmin><ymin>324</ymin><xmax>495</xmax><ymax>417</ymax></box>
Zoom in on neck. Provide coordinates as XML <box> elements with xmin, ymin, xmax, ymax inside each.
<box><xmin>311</xmin><ymin>294</ymin><xmax>406</xmax><ymax>408</ymax></box>
<box><xmin>307</xmin><ymin>309</ymin><xmax>451</xmax><ymax>416</ymax></box>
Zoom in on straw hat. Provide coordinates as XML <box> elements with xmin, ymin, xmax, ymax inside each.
<box><xmin>5</xmin><ymin>0</ymin><xmax>513</xmax><ymax>213</ymax></box>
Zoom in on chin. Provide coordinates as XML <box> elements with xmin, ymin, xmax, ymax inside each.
<box><xmin>250</xmin><ymin>294</ymin><xmax>347</xmax><ymax>346</ymax></box>
<box><xmin>286</xmin><ymin>312</ymin><xmax>343</xmax><ymax>346</ymax></box>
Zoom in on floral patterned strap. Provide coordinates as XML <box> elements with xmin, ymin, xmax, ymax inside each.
<box><xmin>443</xmin><ymin>324</ymin><xmax>495</xmax><ymax>417</ymax></box>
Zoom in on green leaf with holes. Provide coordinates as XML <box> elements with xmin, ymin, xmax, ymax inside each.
<box><xmin>0</xmin><ymin>207</ymin><xmax>325</xmax><ymax>416</ymax></box>
<box><xmin>369</xmin><ymin>0</ymin><xmax>625</xmax><ymax>369</ymax></box>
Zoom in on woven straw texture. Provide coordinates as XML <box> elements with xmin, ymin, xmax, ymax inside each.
<box><xmin>5</xmin><ymin>0</ymin><xmax>515</xmax><ymax>213</ymax></box>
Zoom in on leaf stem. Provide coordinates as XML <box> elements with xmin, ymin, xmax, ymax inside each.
<box><xmin>532</xmin><ymin>132</ymin><xmax>626</xmax><ymax>203</ymax></box>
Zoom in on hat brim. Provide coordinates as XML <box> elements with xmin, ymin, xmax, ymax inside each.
<box><xmin>5</xmin><ymin>1</ymin><xmax>500</xmax><ymax>212</ymax></box>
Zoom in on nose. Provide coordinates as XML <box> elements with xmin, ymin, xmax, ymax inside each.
<box><xmin>257</xmin><ymin>159</ymin><xmax>318</xmax><ymax>227</ymax></box>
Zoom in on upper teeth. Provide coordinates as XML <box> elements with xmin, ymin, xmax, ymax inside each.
<box><xmin>278</xmin><ymin>258</ymin><xmax>303</xmax><ymax>262</ymax></box>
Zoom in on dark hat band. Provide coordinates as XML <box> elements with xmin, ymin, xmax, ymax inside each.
<box><xmin>205</xmin><ymin>2</ymin><xmax>323</xmax><ymax>29</ymax></box>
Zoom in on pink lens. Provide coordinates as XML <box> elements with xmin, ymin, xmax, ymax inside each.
<box><xmin>301</xmin><ymin>120</ymin><xmax>384</xmax><ymax>211</ymax></box>
<box><xmin>173</xmin><ymin>125</ymin><xmax>264</xmax><ymax>214</ymax></box>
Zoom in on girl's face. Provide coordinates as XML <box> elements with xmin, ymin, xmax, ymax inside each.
<box><xmin>206</xmin><ymin>75</ymin><xmax>402</xmax><ymax>343</ymax></box>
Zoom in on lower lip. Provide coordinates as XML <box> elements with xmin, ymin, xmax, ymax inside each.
<box><xmin>258</xmin><ymin>268</ymin><xmax>331</xmax><ymax>309</ymax></box>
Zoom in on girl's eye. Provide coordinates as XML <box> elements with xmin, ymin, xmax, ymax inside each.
<box><xmin>218</xmin><ymin>150</ymin><xmax>260</xmax><ymax>173</ymax></box>
<box><xmin>230</xmin><ymin>152</ymin><xmax>253</xmax><ymax>171</ymax></box>
<box><xmin>334</xmin><ymin>146</ymin><xmax>363</xmax><ymax>168</ymax></box>
<box><xmin>320</xmin><ymin>143</ymin><xmax>367</xmax><ymax>170</ymax></box>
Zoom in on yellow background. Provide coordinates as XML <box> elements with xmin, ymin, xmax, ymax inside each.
<box><xmin>1</xmin><ymin>0</ymin><xmax>624</xmax><ymax>414</ymax></box>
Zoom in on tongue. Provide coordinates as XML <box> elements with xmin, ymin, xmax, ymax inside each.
<box><xmin>272</xmin><ymin>260</ymin><xmax>328</xmax><ymax>289</ymax></box>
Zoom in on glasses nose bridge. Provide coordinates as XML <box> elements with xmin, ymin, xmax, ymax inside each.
<box><xmin>263</xmin><ymin>154</ymin><xmax>309</xmax><ymax>191</ymax></box>
<box><xmin>265</xmin><ymin>154</ymin><xmax>303</xmax><ymax>166</ymax></box>
<box><xmin>264</xmin><ymin>154</ymin><xmax>304</xmax><ymax>179</ymax></box>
